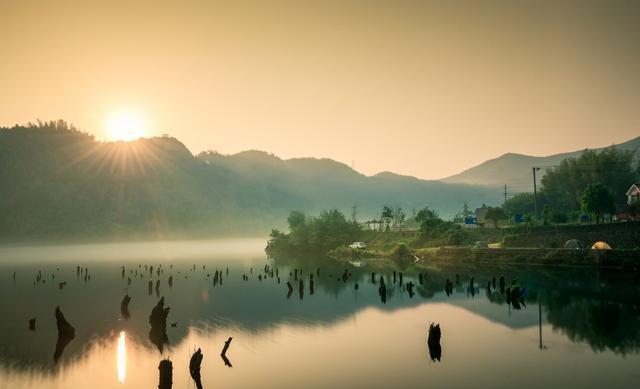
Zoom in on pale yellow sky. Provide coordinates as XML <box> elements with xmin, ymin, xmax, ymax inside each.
<box><xmin>1</xmin><ymin>0</ymin><xmax>638</xmax><ymax>179</ymax></box>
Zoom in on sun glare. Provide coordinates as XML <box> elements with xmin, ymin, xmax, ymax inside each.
<box><xmin>116</xmin><ymin>331</ymin><xmax>126</xmax><ymax>384</ymax></box>
<box><xmin>106</xmin><ymin>112</ymin><xmax>146</xmax><ymax>141</ymax></box>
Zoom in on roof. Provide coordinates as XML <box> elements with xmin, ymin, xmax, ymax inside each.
<box><xmin>626</xmin><ymin>184</ymin><xmax>640</xmax><ymax>196</ymax></box>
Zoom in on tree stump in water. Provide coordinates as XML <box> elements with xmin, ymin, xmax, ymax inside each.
<box><xmin>55</xmin><ymin>306</ymin><xmax>75</xmax><ymax>338</ymax></box>
<box><xmin>286</xmin><ymin>281</ymin><xmax>293</xmax><ymax>298</ymax></box>
<box><xmin>221</xmin><ymin>337</ymin><xmax>233</xmax><ymax>367</ymax></box>
<box><xmin>54</xmin><ymin>306</ymin><xmax>75</xmax><ymax>362</ymax></box>
<box><xmin>406</xmin><ymin>281</ymin><xmax>415</xmax><ymax>298</ymax></box>
<box><xmin>189</xmin><ymin>348</ymin><xmax>203</xmax><ymax>389</ymax></box>
<box><xmin>428</xmin><ymin>323</ymin><xmax>441</xmax><ymax>346</ymax></box>
<box><xmin>120</xmin><ymin>294</ymin><xmax>132</xmax><ymax>320</ymax></box>
<box><xmin>149</xmin><ymin>297</ymin><xmax>170</xmax><ymax>353</ymax></box>
<box><xmin>378</xmin><ymin>276</ymin><xmax>387</xmax><ymax>304</ymax></box>
<box><xmin>158</xmin><ymin>359</ymin><xmax>173</xmax><ymax>389</ymax></box>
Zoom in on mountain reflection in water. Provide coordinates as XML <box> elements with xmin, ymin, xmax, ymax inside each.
<box><xmin>0</xmin><ymin>239</ymin><xmax>638</xmax><ymax>388</ymax></box>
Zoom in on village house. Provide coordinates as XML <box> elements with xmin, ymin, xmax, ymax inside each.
<box><xmin>617</xmin><ymin>184</ymin><xmax>640</xmax><ymax>221</ymax></box>
<box><xmin>627</xmin><ymin>183</ymin><xmax>640</xmax><ymax>205</ymax></box>
<box><xmin>475</xmin><ymin>204</ymin><xmax>489</xmax><ymax>225</ymax></box>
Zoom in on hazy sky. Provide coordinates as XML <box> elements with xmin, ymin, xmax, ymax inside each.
<box><xmin>1</xmin><ymin>0</ymin><xmax>639</xmax><ymax>179</ymax></box>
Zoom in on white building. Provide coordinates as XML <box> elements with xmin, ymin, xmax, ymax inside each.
<box><xmin>627</xmin><ymin>183</ymin><xmax>640</xmax><ymax>204</ymax></box>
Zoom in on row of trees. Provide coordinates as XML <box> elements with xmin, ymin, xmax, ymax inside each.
<box><xmin>366</xmin><ymin>205</ymin><xmax>407</xmax><ymax>231</ymax></box>
<box><xmin>505</xmin><ymin>147</ymin><xmax>639</xmax><ymax>224</ymax></box>
<box><xmin>266</xmin><ymin>209</ymin><xmax>362</xmax><ymax>255</ymax></box>
<box><xmin>541</xmin><ymin>148</ymin><xmax>637</xmax><ymax>212</ymax></box>
<box><xmin>268</xmin><ymin>205</ymin><xmax>468</xmax><ymax>254</ymax></box>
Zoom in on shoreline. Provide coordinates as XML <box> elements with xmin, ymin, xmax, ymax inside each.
<box><xmin>328</xmin><ymin>246</ymin><xmax>640</xmax><ymax>270</ymax></box>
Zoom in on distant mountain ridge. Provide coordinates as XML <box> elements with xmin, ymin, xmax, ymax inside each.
<box><xmin>197</xmin><ymin>149</ymin><xmax>501</xmax><ymax>218</ymax></box>
<box><xmin>0</xmin><ymin>123</ymin><xmax>500</xmax><ymax>241</ymax></box>
<box><xmin>440</xmin><ymin>136</ymin><xmax>640</xmax><ymax>187</ymax></box>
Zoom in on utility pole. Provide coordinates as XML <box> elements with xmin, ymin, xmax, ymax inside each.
<box><xmin>504</xmin><ymin>185</ymin><xmax>508</xmax><ymax>207</ymax></box>
<box><xmin>539</xmin><ymin>299</ymin><xmax>543</xmax><ymax>350</ymax></box>
<box><xmin>351</xmin><ymin>204</ymin><xmax>357</xmax><ymax>223</ymax></box>
<box><xmin>532</xmin><ymin>167</ymin><xmax>540</xmax><ymax>224</ymax></box>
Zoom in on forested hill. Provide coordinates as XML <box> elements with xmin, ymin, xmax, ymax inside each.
<box><xmin>0</xmin><ymin>122</ymin><xmax>500</xmax><ymax>242</ymax></box>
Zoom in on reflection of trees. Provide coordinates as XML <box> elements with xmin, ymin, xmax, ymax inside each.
<box><xmin>271</xmin><ymin>256</ymin><xmax>365</xmax><ymax>297</ymax></box>
<box><xmin>496</xmin><ymin>268</ymin><xmax>640</xmax><ymax>355</ymax></box>
<box><xmin>416</xmin><ymin>284</ymin><xmax>436</xmax><ymax>299</ymax></box>
<box><xmin>472</xmin><ymin>265</ymin><xmax>640</xmax><ymax>355</ymax></box>
<box><xmin>284</xmin><ymin>255</ymin><xmax>640</xmax><ymax>356</ymax></box>
<box><xmin>544</xmin><ymin>298</ymin><xmax>640</xmax><ymax>355</ymax></box>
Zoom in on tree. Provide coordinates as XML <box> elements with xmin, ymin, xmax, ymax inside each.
<box><xmin>307</xmin><ymin>209</ymin><xmax>361</xmax><ymax>252</ymax></box>
<box><xmin>287</xmin><ymin>210</ymin><xmax>306</xmax><ymax>229</ymax></box>
<box><xmin>415</xmin><ymin>206</ymin><xmax>442</xmax><ymax>234</ymax></box>
<box><xmin>393</xmin><ymin>207</ymin><xmax>405</xmax><ymax>230</ymax></box>
<box><xmin>414</xmin><ymin>205</ymin><xmax>467</xmax><ymax>244</ymax></box>
<box><xmin>461</xmin><ymin>202</ymin><xmax>472</xmax><ymax>218</ymax></box>
<box><xmin>415</xmin><ymin>206</ymin><xmax>439</xmax><ymax>224</ymax></box>
<box><xmin>581</xmin><ymin>184</ymin><xmax>615</xmax><ymax>224</ymax></box>
<box><xmin>504</xmin><ymin>193</ymin><xmax>537</xmax><ymax>216</ymax></box>
<box><xmin>485</xmin><ymin>207</ymin><xmax>507</xmax><ymax>228</ymax></box>
<box><xmin>287</xmin><ymin>210</ymin><xmax>308</xmax><ymax>247</ymax></box>
<box><xmin>381</xmin><ymin>205</ymin><xmax>393</xmax><ymax>231</ymax></box>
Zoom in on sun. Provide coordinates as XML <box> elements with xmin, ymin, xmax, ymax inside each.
<box><xmin>106</xmin><ymin>111</ymin><xmax>146</xmax><ymax>141</ymax></box>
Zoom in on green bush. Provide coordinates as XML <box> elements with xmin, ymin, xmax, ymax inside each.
<box><xmin>391</xmin><ymin>243</ymin><xmax>412</xmax><ymax>260</ymax></box>
<box><xmin>443</xmin><ymin>225</ymin><xmax>467</xmax><ymax>245</ymax></box>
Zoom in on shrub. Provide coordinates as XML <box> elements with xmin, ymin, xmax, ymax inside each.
<box><xmin>391</xmin><ymin>243</ymin><xmax>412</xmax><ymax>260</ymax></box>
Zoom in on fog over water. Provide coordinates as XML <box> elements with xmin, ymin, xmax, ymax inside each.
<box><xmin>0</xmin><ymin>238</ymin><xmax>267</xmax><ymax>264</ymax></box>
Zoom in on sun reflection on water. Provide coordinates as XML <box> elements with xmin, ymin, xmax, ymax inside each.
<box><xmin>116</xmin><ymin>331</ymin><xmax>126</xmax><ymax>384</ymax></box>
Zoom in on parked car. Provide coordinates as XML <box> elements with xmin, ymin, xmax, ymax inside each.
<box><xmin>349</xmin><ymin>242</ymin><xmax>367</xmax><ymax>249</ymax></box>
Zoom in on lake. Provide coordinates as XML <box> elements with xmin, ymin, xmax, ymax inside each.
<box><xmin>0</xmin><ymin>239</ymin><xmax>638</xmax><ymax>388</ymax></box>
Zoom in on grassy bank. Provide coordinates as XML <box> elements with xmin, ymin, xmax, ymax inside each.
<box><xmin>268</xmin><ymin>209</ymin><xmax>640</xmax><ymax>268</ymax></box>
<box><xmin>327</xmin><ymin>224</ymin><xmax>640</xmax><ymax>268</ymax></box>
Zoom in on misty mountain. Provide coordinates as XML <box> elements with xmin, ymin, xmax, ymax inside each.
<box><xmin>441</xmin><ymin>136</ymin><xmax>640</xmax><ymax>187</ymax></box>
<box><xmin>0</xmin><ymin>123</ymin><xmax>500</xmax><ymax>241</ymax></box>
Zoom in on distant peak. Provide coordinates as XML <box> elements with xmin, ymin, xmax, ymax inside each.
<box><xmin>499</xmin><ymin>152</ymin><xmax>530</xmax><ymax>158</ymax></box>
<box><xmin>234</xmin><ymin>149</ymin><xmax>278</xmax><ymax>158</ymax></box>
<box><xmin>373</xmin><ymin>171</ymin><xmax>420</xmax><ymax>181</ymax></box>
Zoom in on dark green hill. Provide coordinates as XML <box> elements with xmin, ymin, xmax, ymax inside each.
<box><xmin>0</xmin><ymin>122</ymin><xmax>500</xmax><ymax>242</ymax></box>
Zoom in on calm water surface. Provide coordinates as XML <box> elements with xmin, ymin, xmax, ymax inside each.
<box><xmin>0</xmin><ymin>239</ymin><xmax>639</xmax><ymax>388</ymax></box>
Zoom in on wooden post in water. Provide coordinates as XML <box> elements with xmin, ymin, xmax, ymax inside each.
<box><xmin>158</xmin><ymin>359</ymin><xmax>173</xmax><ymax>389</ymax></box>
<box><xmin>221</xmin><ymin>337</ymin><xmax>233</xmax><ymax>367</ymax></box>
